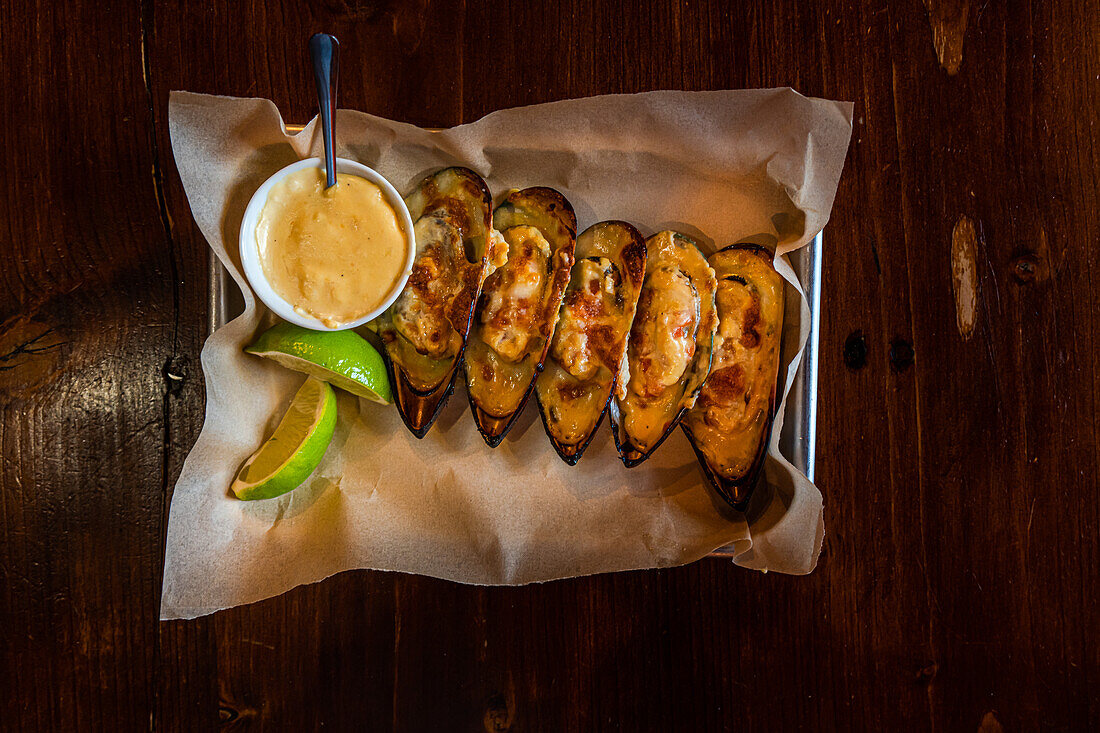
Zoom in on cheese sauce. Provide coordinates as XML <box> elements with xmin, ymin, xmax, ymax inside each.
<box><xmin>257</xmin><ymin>167</ymin><xmax>406</xmax><ymax>328</ymax></box>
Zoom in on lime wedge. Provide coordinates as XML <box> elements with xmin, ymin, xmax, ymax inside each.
<box><xmin>231</xmin><ymin>376</ymin><xmax>337</xmax><ymax>500</ymax></box>
<box><xmin>245</xmin><ymin>322</ymin><xmax>392</xmax><ymax>404</ymax></box>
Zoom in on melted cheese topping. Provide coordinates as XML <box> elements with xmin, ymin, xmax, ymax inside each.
<box><xmin>257</xmin><ymin>168</ymin><xmax>407</xmax><ymax>328</ymax></box>
<box><xmin>551</xmin><ymin>257</ymin><xmax>619</xmax><ymax>381</ymax></box>
<box><xmin>391</xmin><ymin>215</ymin><xmax>467</xmax><ymax>358</ymax></box>
<box><xmin>541</xmin><ymin>258</ymin><xmax>624</xmax><ymax>445</ymax></box>
<box><xmin>478</xmin><ymin>226</ymin><xmax>551</xmax><ymax>362</ymax></box>
<box><xmin>627</xmin><ymin>263</ymin><xmax>699</xmax><ymax>399</ymax></box>
<box><xmin>538</xmin><ymin>224</ymin><xmax>647</xmax><ymax>452</ymax></box>
<box><xmin>485</xmin><ymin>229</ymin><xmax>509</xmax><ymax>279</ymax></box>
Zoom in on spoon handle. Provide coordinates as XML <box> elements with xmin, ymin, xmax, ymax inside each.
<box><xmin>309</xmin><ymin>33</ymin><xmax>340</xmax><ymax>188</ymax></box>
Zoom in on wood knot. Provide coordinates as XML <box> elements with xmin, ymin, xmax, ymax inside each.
<box><xmin>915</xmin><ymin>662</ymin><xmax>939</xmax><ymax>684</ymax></box>
<box><xmin>951</xmin><ymin>216</ymin><xmax>981</xmax><ymax>340</ymax></box>
<box><xmin>1011</xmin><ymin>253</ymin><xmax>1046</xmax><ymax>284</ymax></box>
<box><xmin>889</xmin><ymin>338</ymin><xmax>914</xmax><ymax>372</ymax></box>
<box><xmin>218</xmin><ymin>697</ymin><xmax>258</xmax><ymax>727</ymax></box>
<box><xmin>483</xmin><ymin>691</ymin><xmax>514</xmax><ymax>732</ymax></box>
<box><xmin>843</xmin><ymin>330</ymin><xmax>868</xmax><ymax>371</ymax></box>
<box><xmin>163</xmin><ymin>354</ymin><xmax>189</xmax><ymax>396</ymax></box>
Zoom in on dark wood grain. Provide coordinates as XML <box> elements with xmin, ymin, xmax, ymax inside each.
<box><xmin>2</xmin><ymin>0</ymin><xmax>1097</xmax><ymax>730</ymax></box>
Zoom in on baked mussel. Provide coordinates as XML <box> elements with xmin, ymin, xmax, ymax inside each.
<box><xmin>609</xmin><ymin>231</ymin><xmax>718</xmax><ymax>467</ymax></box>
<box><xmin>535</xmin><ymin>221</ymin><xmax>647</xmax><ymax>464</ymax></box>
<box><xmin>681</xmin><ymin>244</ymin><xmax>785</xmax><ymax>510</ymax></box>
<box><xmin>374</xmin><ymin>167</ymin><xmax>506</xmax><ymax>438</ymax></box>
<box><xmin>463</xmin><ymin>188</ymin><xmax>577</xmax><ymax>446</ymax></box>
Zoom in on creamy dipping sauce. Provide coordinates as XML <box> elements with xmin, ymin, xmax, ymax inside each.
<box><xmin>256</xmin><ymin>168</ymin><xmax>407</xmax><ymax>328</ymax></box>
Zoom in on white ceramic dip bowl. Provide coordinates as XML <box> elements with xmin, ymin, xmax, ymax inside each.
<box><xmin>239</xmin><ymin>157</ymin><xmax>415</xmax><ymax>331</ymax></box>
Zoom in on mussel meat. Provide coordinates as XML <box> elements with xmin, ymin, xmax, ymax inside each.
<box><xmin>535</xmin><ymin>221</ymin><xmax>647</xmax><ymax>464</ymax></box>
<box><xmin>374</xmin><ymin>167</ymin><xmax>506</xmax><ymax>438</ymax></box>
<box><xmin>463</xmin><ymin>188</ymin><xmax>576</xmax><ymax>446</ymax></box>
<box><xmin>609</xmin><ymin>230</ymin><xmax>717</xmax><ymax>467</ymax></box>
<box><xmin>682</xmin><ymin>244</ymin><xmax>785</xmax><ymax>510</ymax></box>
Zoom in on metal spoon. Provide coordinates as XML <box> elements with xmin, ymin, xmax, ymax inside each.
<box><xmin>309</xmin><ymin>33</ymin><xmax>340</xmax><ymax>189</ymax></box>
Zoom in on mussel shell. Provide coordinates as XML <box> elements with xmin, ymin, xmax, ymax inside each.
<box><xmin>536</xmin><ymin>221</ymin><xmax>647</xmax><ymax>464</ymax></box>
<box><xmin>388</xmin><ymin>362</ymin><xmax>459</xmax><ymax>439</ymax></box>
<box><xmin>467</xmin><ymin>404</ymin><xmax>518</xmax><ymax>448</ymax></box>
<box><xmin>610</xmin><ymin>231</ymin><xmax>718</xmax><ymax>467</ymax></box>
<box><xmin>376</xmin><ymin>167</ymin><xmax>496</xmax><ymax>438</ymax></box>
<box><xmin>608</xmin><ymin>400</ymin><xmax>682</xmax><ymax>468</ymax></box>
<box><xmin>682</xmin><ymin>243</ymin><xmax>783</xmax><ymax>510</ymax></box>
<box><xmin>682</xmin><ymin>417</ymin><xmax>772</xmax><ymax>512</ymax></box>
<box><xmin>538</xmin><ymin>407</ymin><xmax>608</xmax><ymax>465</ymax></box>
<box><xmin>464</xmin><ymin>187</ymin><xmax>576</xmax><ymax>446</ymax></box>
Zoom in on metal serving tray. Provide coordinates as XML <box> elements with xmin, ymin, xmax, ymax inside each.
<box><xmin>207</xmin><ymin>140</ymin><xmax>820</xmax><ymax>557</ymax></box>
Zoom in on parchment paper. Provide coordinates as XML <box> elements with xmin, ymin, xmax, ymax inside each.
<box><xmin>161</xmin><ymin>89</ymin><xmax>852</xmax><ymax>620</ymax></box>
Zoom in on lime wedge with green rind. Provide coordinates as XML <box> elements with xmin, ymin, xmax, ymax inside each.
<box><xmin>245</xmin><ymin>322</ymin><xmax>392</xmax><ymax>404</ymax></box>
<box><xmin>231</xmin><ymin>376</ymin><xmax>337</xmax><ymax>501</ymax></box>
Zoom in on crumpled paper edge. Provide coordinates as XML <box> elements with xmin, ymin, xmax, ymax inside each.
<box><xmin>160</xmin><ymin>90</ymin><xmax>852</xmax><ymax>619</ymax></box>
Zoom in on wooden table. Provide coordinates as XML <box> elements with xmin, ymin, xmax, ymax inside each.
<box><xmin>2</xmin><ymin>1</ymin><xmax>1097</xmax><ymax>730</ymax></box>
